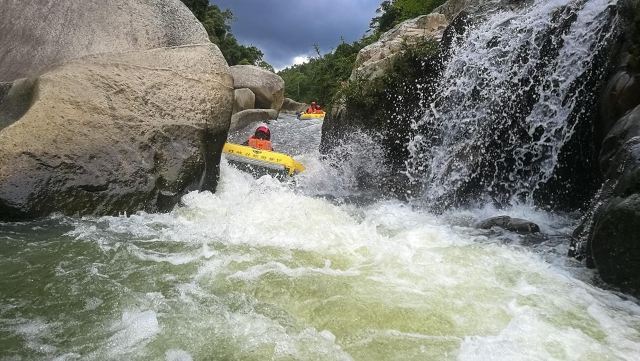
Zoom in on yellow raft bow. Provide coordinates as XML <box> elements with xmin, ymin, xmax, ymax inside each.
<box><xmin>297</xmin><ymin>111</ymin><xmax>325</xmax><ymax>120</ymax></box>
<box><xmin>222</xmin><ymin>143</ymin><xmax>305</xmax><ymax>176</ymax></box>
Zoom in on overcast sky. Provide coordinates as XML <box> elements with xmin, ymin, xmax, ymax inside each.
<box><xmin>212</xmin><ymin>0</ymin><xmax>382</xmax><ymax>70</ymax></box>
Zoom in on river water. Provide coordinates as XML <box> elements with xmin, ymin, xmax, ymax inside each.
<box><xmin>1</xmin><ymin>115</ymin><xmax>639</xmax><ymax>360</ymax></box>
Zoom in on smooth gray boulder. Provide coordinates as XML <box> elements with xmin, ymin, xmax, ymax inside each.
<box><xmin>230</xmin><ymin>65</ymin><xmax>285</xmax><ymax>111</ymax></box>
<box><xmin>281</xmin><ymin>98</ymin><xmax>309</xmax><ymax>114</ymax></box>
<box><xmin>0</xmin><ymin>0</ymin><xmax>209</xmax><ymax>82</ymax></box>
<box><xmin>0</xmin><ymin>44</ymin><xmax>234</xmax><ymax>220</ymax></box>
<box><xmin>476</xmin><ymin>216</ymin><xmax>541</xmax><ymax>234</ymax></box>
<box><xmin>233</xmin><ymin>88</ymin><xmax>256</xmax><ymax>114</ymax></box>
<box><xmin>230</xmin><ymin>109</ymin><xmax>278</xmax><ymax>132</ymax></box>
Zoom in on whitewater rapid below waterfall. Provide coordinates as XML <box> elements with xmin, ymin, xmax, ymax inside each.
<box><xmin>1</xmin><ymin>115</ymin><xmax>639</xmax><ymax>360</ymax></box>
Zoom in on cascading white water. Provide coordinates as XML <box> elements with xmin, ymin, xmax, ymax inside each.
<box><xmin>1</xmin><ymin>115</ymin><xmax>639</xmax><ymax>360</ymax></box>
<box><xmin>1</xmin><ymin>1</ymin><xmax>639</xmax><ymax>359</ymax></box>
<box><xmin>407</xmin><ymin>0</ymin><xmax>618</xmax><ymax>206</ymax></box>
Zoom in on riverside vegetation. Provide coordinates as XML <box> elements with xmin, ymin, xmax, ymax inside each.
<box><xmin>278</xmin><ymin>0</ymin><xmax>447</xmax><ymax>106</ymax></box>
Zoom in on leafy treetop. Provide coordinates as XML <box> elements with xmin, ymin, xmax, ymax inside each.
<box><xmin>180</xmin><ymin>0</ymin><xmax>273</xmax><ymax>71</ymax></box>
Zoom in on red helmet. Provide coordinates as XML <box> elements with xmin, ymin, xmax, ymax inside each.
<box><xmin>255</xmin><ymin>125</ymin><xmax>271</xmax><ymax>139</ymax></box>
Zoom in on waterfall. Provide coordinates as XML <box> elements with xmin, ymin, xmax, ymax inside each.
<box><xmin>407</xmin><ymin>0</ymin><xmax>619</xmax><ymax>209</ymax></box>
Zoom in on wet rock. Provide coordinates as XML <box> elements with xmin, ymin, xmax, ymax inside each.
<box><xmin>233</xmin><ymin>88</ymin><xmax>256</xmax><ymax>114</ymax></box>
<box><xmin>599</xmin><ymin>105</ymin><xmax>640</xmax><ymax>178</ymax></box>
<box><xmin>0</xmin><ymin>0</ymin><xmax>208</xmax><ymax>82</ymax></box>
<box><xmin>0</xmin><ymin>44</ymin><xmax>234</xmax><ymax>220</ymax></box>
<box><xmin>230</xmin><ymin>109</ymin><xmax>278</xmax><ymax>132</ymax></box>
<box><xmin>281</xmin><ymin>98</ymin><xmax>309</xmax><ymax>114</ymax></box>
<box><xmin>229</xmin><ymin>65</ymin><xmax>285</xmax><ymax>111</ymax></box>
<box><xmin>600</xmin><ymin>70</ymin><xmax>640</xmax><ymax>134</ymax></box>
<box><xmin>476</xmin><ymin>216</ymin><xmax>541</xmax><ymax>234</ymax></box>
<box><xmin>572</xmin><ymin>107</ymin><xmax>640</xmax><ymax>296</ymax></box>
<box><xmin>591</xmin><ymin>194</ymin><xmax>640</xmax><ymax>294</ymax></box>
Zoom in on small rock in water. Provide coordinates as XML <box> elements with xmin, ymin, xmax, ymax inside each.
<box><xmin>475</xmin><ymin>215</ymin><xmax>541</xmax><ymax>234</ymax></box>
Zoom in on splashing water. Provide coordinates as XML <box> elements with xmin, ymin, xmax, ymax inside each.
<box><xmin>1</xmin><ymin>114</ymin><xmax>639</xmax><ymax>360</ymax></box>
<box><xmin>407</xmin><ymin>0</ymin><xmax>618</xmax><ymax>208</ymax></box>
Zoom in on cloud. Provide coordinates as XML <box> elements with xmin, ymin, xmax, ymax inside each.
<box><xmin>212</xmin><ymin>0</ymin><xmax>381</xmax><ymax>69</ymax></box>
<box><xmin>293</xmin><ymin>56</ymin><xmax>310</xmax><ymax>66</ymax></box>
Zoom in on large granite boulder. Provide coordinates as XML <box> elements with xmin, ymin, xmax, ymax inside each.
<box><xmin>230</xmin><ymin>109</ymin><xmax>278</xmax><ymax>132</ymax></box>
<box><xmin>0</xmin><ymin>44</ymin><xmax>233</xmax><ymax>220</ymax></box>
<box><xmin>229</xmin><ymin>65</ymin><xmax>285</xmax><ymax>111</ymax></box>
<box><xmin>281</xmin><ymin>98</ymin><xmax>309</xmax><ymax>114</ymax></box>
<box><xmin>0</xmin><ymin>0</ymin><xmax>208</xmax><ymax>82</ymax></box>
<box><xmin>233</xmin><ymin>88</ymin><xmax>256</xmax><ymax>114</ymax></box>
<box><xmin>0</xmin><ymin>0</ymin><xmax>234</xmax><ymax>220</ymax></box>
<box><xmin>350</xmin><ymin>13</ymin><xmax>448</xmax><ymax>81</ymax></box>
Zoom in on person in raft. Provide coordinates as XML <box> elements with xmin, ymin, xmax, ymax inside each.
<box><xmin>243</xmin><ymin>124</ymin><xmax>273</xmax><ymax>151</ymax></box>
<box><xmin>305</xmin><ymin>101</ymin><xmax>323</xmax><ymax>114</ymax></box>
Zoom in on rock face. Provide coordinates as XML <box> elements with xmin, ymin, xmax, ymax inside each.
<box><xmin>281</xmin><ymin>98</ymin><xmax>309</xmax><ymax>114</ymax></box>
<box><xmin>0</xmin><ymin>0</ymin><xmax>234</xmax><ymax>220</ymax></box>
<box><xmin>0</xmin><ymin>44</ymin><xmax>233</xmax><ymax>220</ymax></box>
<box><xmin>230</xmin><ymin>65</ymin><xmax>285</xmax><ymax>111</ymax></box>
<box><xmin>476</xmin><ymin>216</ymin><xmax>541</xmax><ymax>234</ymax></box>
<box><xmin>350</xmin><ymin>13</ymin><xmax>448</xmax><ymax>81</ymax></box>
<box><xmin>230</xmin><ymin>109</ymin><xmax>278</xmax><ymax>132</ymax></box>
<box><xmin>598</xmin><ymin>55</ymin><xmax>640</xmax><ymax>140</ymax></box>
<box><xmin>233</xmin><ymin>88</ymin><xmax>256</xmax><ymax>114</ymax></box>
<box><xmin>573</xmin><ymin>106</ymin><xmax>640</xmax><ymax>293</ymax></box>
<box><xmin>0</xmin><ymin>0</ymin><xmax>208</xmax><ymax>82</ymax></box>
<box><xmin>570</xmin><ymin>0</ymin><xmax>640</xmax><ymax>296</ymax></box>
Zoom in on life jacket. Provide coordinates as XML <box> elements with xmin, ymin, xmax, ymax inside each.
<box><xmin>306</xmin><ymin>107</ymin><xmax>315</xmax><ymax>114</ymax></box>
<box><xmin>248</xmin><ymin>136</ymin><xmax>273</xmax><ymax>151</ymax></box>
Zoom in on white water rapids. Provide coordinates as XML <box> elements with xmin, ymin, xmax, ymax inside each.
<box><xmin>1</xmin><ymin>115</ymin><xmax>639</xmax><ymax>360</ymax></box>
<box><xmin>1</xmin><ymin>0</ymin><xmax>640</xmax><ymax>359</ymax></box>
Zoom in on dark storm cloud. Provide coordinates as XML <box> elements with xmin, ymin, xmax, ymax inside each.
<box><xmin>212</xmin><ymin>0</ymin><xmax>381</xmax><ymax>69</ymax></box>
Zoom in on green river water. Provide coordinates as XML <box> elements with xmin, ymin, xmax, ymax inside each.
<box><xmin>1</xmin><ymin>116</ymin><xmax>639</xmax><ymax>360</ymax></box>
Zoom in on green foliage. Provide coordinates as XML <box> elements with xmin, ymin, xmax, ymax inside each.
<box><xmin>179</xmin><ymin>0</ymin><xmax>273</xmax><ymax>69</ymax></box>
<box><xmin>279</xmin><ymin>0</ymin><xmax>447</xmax><ymax>105</ymax></box>
<box><xmin>338</xmin><ymin>38</ymin><xmax>439</xmax><ymax>118</ymax></box>
<box><xmin>326</xmin><ymin>38</ymin><xmax>441</xmax><ymax>171</ymax></box>
<box><xmin>371</xmin><ymin>0</ymin><xmax>448</xmax><ymax>34</ymax></box>
<box><xmin>278</xmin><ymin>36</ymin><xmax>377</xmax><ymax>106</ymax></box>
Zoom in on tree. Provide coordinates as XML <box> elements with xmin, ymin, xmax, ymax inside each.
<box><xmin>370</xmin><ymin>0</ymin><xmax>447</xmax><ymax>34</ymax></box>
<box><xmin>179</xmin><ymin>1</ymin><xmax>273</xmax><ymax>69</ymax></box>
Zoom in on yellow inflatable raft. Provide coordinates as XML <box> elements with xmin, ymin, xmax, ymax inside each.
<box><xmin>222</xmin><ymin>143</ymin><xmax>305</xmax><ymax>176</ymax></box>
<box><xmin>297</xmin><ymin>111</ymin><xmax>326</xmax><ymax>120</ymax></box>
